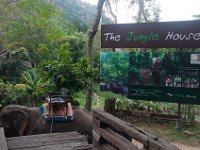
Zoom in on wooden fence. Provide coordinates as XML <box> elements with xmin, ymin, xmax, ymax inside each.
<box><xmin>93</xmin><ymin>109</ymin><xmax>180</xmax><ymax>150</ymax></box>
<box><xmin>0</xmin><ymin>128</ymin><xmax>8</xmax><ymax>150</ymax></box>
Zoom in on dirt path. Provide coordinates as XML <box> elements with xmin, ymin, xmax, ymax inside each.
<box><xmin>93</xmin><ymin>92</ymin><xmax>100</xmax><ymax>107</ymax></box>
<box><xmin>172</xmin><ymin>142</ymin><xmax>200</xmax><ymax>150</ymax></box>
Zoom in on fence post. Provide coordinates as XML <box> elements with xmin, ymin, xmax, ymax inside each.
<box><xmin>104</xmin><ymin>97</ymin><xmax>116</xmax><ymax>115</ymax></box>
<box><xmin>176</xmin><ymin>103</ymin><xmax>182</xmax><ymax>130</ymax></box>
<box><xmin>0</xmin><ymin>128</ymin><xmax>8</xmax><ymax>150</ymax></box>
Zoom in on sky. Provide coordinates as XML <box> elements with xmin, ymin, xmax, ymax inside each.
<box><xmin>81</xmin><ymin>0</ymin><xmax>200</xmax><ymax>23</ymax></box>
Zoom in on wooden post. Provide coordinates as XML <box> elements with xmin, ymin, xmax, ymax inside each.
<box><xmin>176</xmin><ymin>103</ymin><xmax>182</xmax><ymax>130</ymax></box>
<box><xmin>104</xmin><ymin>97</ymin><xmax>116</xmax><ymax>115</ymax></box>
<box><xmin>0</xmin><ymin>128</ymin><xmax>8</xmax><ymax>150</ymax></box>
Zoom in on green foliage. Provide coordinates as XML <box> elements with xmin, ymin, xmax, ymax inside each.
<box><xmin>64</xmin><ymin>32</ymin><xmax>87</xmax><ymax>62</ymax></box>
<box><xmin>0</xmin><ymin>0</ymin><xmax>96</xmax><ymax>107</ymax></box>
<box><xmin>157</xmin><ymin>121</ymin><xmax>200</xmax><ymax>145</ymax></box>
<box><xmin>1</xmin><ymin>0</ymin><xmax>68</xmax><ymax>71</ymax></box>
<box><xmin>73</xmin><ymin>90</ymin><xmax>86</xmax><ymax>107</ymax></box>
<box><xmin>45</xmin><ymin>42</ymin><xmax>92</xmax><ymax>92</ymax></box>
<box><xmin>93</xmin><ymin>83</ymin><xmax>128</xmax><ymax>110</ymax></box>
<box><xmin>134</xmin><ymin>119</ymin><xmax>200</xmax><ymax>146</ymax></box>
<box><xmin>100</xmin><ymin>52</ymin><xmax>129</xmax><ymax>85</ymax></box>
<box><xmin>186</xmin><ymin>105</ymin><xmax>197</xmax><ymax>124</ymax></box>
<box><xmin>0</xmin><ymin>47</ymin><xmax>30</xmax><ymax>82</ymax></box>
<box><xmin>51</xmin><ymin>0</ymin><xmax>113</xmax><ymax>32</ymax></box>
<box><xmin>21</xmin><ymin>68</ymin><xmax>47</xmax><ymax>106</ymax></box>
<box><xmin>0</xmin><ymin>79</ymin><xmax>29</xmax><ymax>106</ymax></box>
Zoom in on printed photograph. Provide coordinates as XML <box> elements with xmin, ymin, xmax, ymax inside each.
<box><xmin>173</xmin><ymin>76</ymin><xmax>181</xmax><ymax>87</ymax></box>
<box><xmin>191</xmin><ymin>54</ymin><xmax>200</xmax><ymax>64</ymax></box>
<box><xmin>182</xmin><ymin>78</ymin><xmax>190</xmax><ymax>88</ymax></box>
<box><xmin>100</xmin><ymin>52</ymin><xmax>129</xmax><ymax>95</ymax></box>
<box><xmin>191</xmin><ymin>78</ymin><xmax>199</xmax><ymax>88</ymax></box>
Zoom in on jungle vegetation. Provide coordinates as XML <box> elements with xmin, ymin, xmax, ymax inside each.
<box><xmin>0</xmin><ymin>0</ymin><xmax>199</xmax><ymax>117</ymax></box>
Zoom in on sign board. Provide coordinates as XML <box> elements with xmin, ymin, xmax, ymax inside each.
<box><xmin>101</xmin><ymin>20</ymin><xmax>200</xmax><ymax>48</ymax></box>
<box><xmin>100</xmin><ymin>52</ymin><xmax>200</xmax><ymax>104</ymax></box>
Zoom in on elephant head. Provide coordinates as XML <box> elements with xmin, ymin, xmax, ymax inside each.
<box><xmin>0</xmin><ymin>105</ymin><xmax>44</xmax><ymax>137</ymax></box>
<box><xmin>0</xmin><ymin>109</ymin><xmax>28</xmax><ymax>137</ymax></box>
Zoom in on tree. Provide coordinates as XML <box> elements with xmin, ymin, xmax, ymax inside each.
<box><xmin>105</xmin><ymin>0</ymin><xmax>118</xmax><ymax>23</ymax></box>
<box><xmin>21</xmin><ymin>68</ymin><xmax>45</xmax><ymax>106</ymax></box>
<box><xmin>2</xmin><ymin>0</ymin><xmax>67</xmax><ymax>69</ymax></box>
<box><xmin>193</xmin><ymin>14</ymin><xmax>200</xmax><ymax>19</ymax></box>
<box><xmin>0</xmin><ymin>0</ymin><xmax>20</xmax><ymax>53</ymax></box>
<box><xmin>128</xmin><ymin>0</ymin><xmax>161</xmax><ymax>23</ymax></box>
<box><xmin>44</xmin><ymin>42</ymin><xmax>91</xmax><ymax>92</ymax></box>
<box><xmin>0</xmin><ymin>47</ymin><xmax>30</xmax><ymax>82</ymax></box>
<box><xmin>86</xmin><ymin>0</ymin><xmax>106</xmax><ymax>111</ymax></box>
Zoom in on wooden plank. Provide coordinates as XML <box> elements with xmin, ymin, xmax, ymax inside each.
<box><xmin>93</xmin><ymin>118</ymin><xmax>101</xmax><ymax>128</ymax></box>
<box><xmin>8</xmin><ymin>136</ymin><xmax>87</xmax><ymax>149</ymax></box>
<box><xmin>7</xmin><ymin>131</ymin><xmax>81</xmax><ymax>142</ymax></box>
<box><xmin>149</xmin><ymin>139</ymin><xmax>180</xmax><ymax>150</ymax></box>
<box><xmin>7</xmin><ymin>133</ymin><xmax>86</xmax><ymax>144</ymax></box>
<box><xmin>92</xmin><ymin>138</ymin><xmax>99</xmax><ymax>149</ymax></box>
<box><xmin>93</xmin><ymin>138</ymin><xmax>117</xmax><ymax>150</ymax></box>
<box><xmin>0</xmin><ymin>128</ymin><xmax>8</xmax><ymax>150</ymax></box>
<box><xmin>93</xmin><ymin>109</ymin><xmax>180</xmax><ymax>150</ymax></box>
<box><xmin>115</xmin><ymin>110</ymin><xmax>180</xmax><ymax>121</ymax></box>
<box><xmin>11</xmin><ymin>142</ymin><xmax>93</xmax><ymax>150</ymax></box>
<box><xmin>100</xmin><ymin>128</ymin><xmax>139</xmax><ymax>150</ymax></box>
<box><xmin>150</xmin><ymin>113</ymin><xmax>180</xmax><ymax>120</ymax></box>
<box><xmin>98</xmin><ymin>143</ymin><xmax>117</xmax><ymax>150</ymax></box>
<box><xmin>93</xmin><ymin>109</ymin><xmax>149</xmax><ymax>147</ymax></box>
<box><xmin>92</xmin><ymin>130</ymin><xmax>101</xmax><ymax>143</ymax></box>
<box><xmin>7</xmin><ymin>131</ymin><xmax>92</xmax><ymax>150</ymax></box>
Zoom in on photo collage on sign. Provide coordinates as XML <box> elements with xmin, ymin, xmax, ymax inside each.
<box><xmin>100</xmin><ymin>51</ymin><xmax>200</xmax><ymax>104</ymax></box>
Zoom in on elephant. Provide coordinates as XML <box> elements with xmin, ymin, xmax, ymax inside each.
<box><xmin>0</xmin><ymin>105</ymin><xmax>93</xmax><ymax>142</ymax></box>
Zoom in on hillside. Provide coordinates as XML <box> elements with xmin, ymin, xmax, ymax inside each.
<box><xmin>51</xmin><ymin>0</ymin><xmax>112</xmax><ymax>31</ymax></box>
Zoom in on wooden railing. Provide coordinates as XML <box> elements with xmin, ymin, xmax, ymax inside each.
<box><xmin>0</xmin><ymin>128</ymin><xmax>8</xmax><ymax>150</ymax></box>
<box><xmin>93</xmin><ymin>109</ymin><xmax>180</xmax><ymax>150</ymax></box>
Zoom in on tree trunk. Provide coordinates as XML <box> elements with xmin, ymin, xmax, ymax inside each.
<box><xmin>29</xmin><ymin>93</ymin><xmax>36</xmax><ymax>107</ymax></box>
<box><xmin>137</xmin><ymin>0</ymin><xmax>148</xmax><ymax>23</ymax></box>
<box><xmin>86</xmin><ymin>0</ymin><xmax>105</xmax><ymax>111</ymax></box>
<box><xmin>30</xmin><ymin>97</ymin><xmax>36</xmax><ymax>107</ymax></box>
<box><xmin>106</xmin><ymin>0</ymin><xmax>117</xmax><ymax>23</ymax></box>
<box><xmin>105</xmin><ymin>0</ymin><xmax>117</xmax><ymax>52</ymax></box>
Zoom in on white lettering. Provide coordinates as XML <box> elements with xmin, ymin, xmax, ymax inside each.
<box><xmin>165</xmin><ymin>32</ymin><xmax>174</xmax><ymax>40</ymax></box>
<box><xmin>185</xmin><ymin>33</ymin><xmax>193</xmax><ymax>40</ymax></box>
<box><xmin>194</xmin><ymin>33</ymin><xmax>200</xmax><ymax>40</ymax></box>
<box><xmin>115</xmin><ymin>35</ymin><xmax>121</xmax><ymax>41</ymax></box>
<box><xmin>173</xmin><ymin>34</ymin><xmax>179</xmax><ymax>40</ymax></box>
<box><xmin>179</xmin><ymin>34</ymin><xmax>186</xmax><ymax>40</ymax></box>
<box><xmin>104</xmin><ymin>33</ymin><xmax>112</xmax><ymax>41</ymax></box>
<box><xmin>104</xmin><ymin>33</ymin><xmax>121</xmax><ymax>41</ymax></box>
<box><xmin>165</xmin><ymin>32</ymin><xmax>200</xmax><ymax>41</ymax></box>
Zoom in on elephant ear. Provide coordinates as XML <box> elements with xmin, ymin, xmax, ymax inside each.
<box><xmin>3</xmin><ymin>110</ymin><xmax>28</xmax><ymax>137</ymax></box>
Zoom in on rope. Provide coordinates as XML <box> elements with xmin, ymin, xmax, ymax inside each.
<box><xmin>50</xmin><ymin>115</ymin><xmax>54</xmax><ymax>133</ymax></box>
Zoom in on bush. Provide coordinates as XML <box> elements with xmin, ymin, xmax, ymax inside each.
<box><xmin>0</xmin><ymin>79</ymin><xmax>30</xmax><ymax>106</ymax></box>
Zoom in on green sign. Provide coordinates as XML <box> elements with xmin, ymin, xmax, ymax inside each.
<box><xmin>100</xmin><ymin>52</ymin><xmax>200</xmax><ymax>104</ymax></box>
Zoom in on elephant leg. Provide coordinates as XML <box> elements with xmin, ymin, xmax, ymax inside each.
<box><xmin>13</xmin><ymin>110</ymin><xmax>28</xmax><ymax>136</ymax></box>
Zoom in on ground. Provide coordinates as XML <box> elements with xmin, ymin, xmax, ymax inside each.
<box><xmin>172</xmin><ymin>142</ymin><xmax>200</xmax><ymax>150</ymax></box>
<box><xmin>117</xmin><ymin>115</ymin><xmax>200</xmax><ymax>150</ymax></box>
